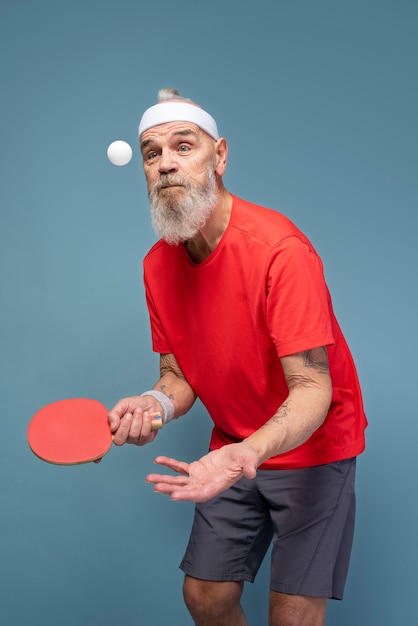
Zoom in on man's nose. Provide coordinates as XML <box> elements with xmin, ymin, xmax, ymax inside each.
<box><xmin>158</xmin><ymin>150</ymin><xmax>178</xmax><ymax>175</ymax></box>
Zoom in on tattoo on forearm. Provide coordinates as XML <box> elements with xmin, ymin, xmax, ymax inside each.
<box><xmin>260</xmin><ymin>403</ymin><xmax>289</xmax><ymax>430</ymax></box>
<box><xmin>303</xmin><ymin>347</ymin><xmax>329</xmax><ymax>373</ymax></box>
<box><xmin>276</xmin><ymin>402</ymin><xmax>289</xmax><ymax>418</ymax></box>
<box><xmin>157</xmin><ymin>383</ymin><xmax>175</xmax><ymax>401</ymax></box>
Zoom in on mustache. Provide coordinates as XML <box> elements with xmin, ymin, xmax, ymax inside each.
<box><xmin>151</xmin><ymin>175</ymin><xmax>191</xmax><ymax>194</ymax></box>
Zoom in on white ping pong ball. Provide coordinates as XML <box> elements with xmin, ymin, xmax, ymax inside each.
<box><xmin>107</xmin><ymin>140</ymin><xmax>133</xmax><ymax>166</ymax></box>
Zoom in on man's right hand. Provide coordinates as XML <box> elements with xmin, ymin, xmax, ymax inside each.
<box><xmin>108</xmin><ymin>396</ymin><xmax>162</xmax><ymax>446</ymax></box>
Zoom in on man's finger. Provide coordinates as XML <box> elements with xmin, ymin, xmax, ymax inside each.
<box><xmin>153</xmin><ymin>456</ymin><xmax>190</xmax><ymax>475</ymax></box>
<box><xmin>113</xmin><ymin>412</ymin><xmax>133</xmax><ymax>446</ymax></box>
<box><xmin>146</xmin><ymin>473</ymin><xmax>190</xmax><ymax>487</ymax></box>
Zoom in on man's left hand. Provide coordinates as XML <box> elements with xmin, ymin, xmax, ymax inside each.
<box><xmin>145</xmin><ymin>443</ymin><xmax>259</xmax><ymax>502</ymax></box>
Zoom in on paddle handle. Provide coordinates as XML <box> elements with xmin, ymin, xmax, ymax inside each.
<box><xmin>151</xmin><ymin>412</ymin><xmax>163</xmax><ymax>430</ymax></box>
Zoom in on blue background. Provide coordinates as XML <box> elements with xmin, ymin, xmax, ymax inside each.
<box><xmin>1</xmin><ymin>1</ymin><xmax>417</xmax><ymax>624</ymax></box>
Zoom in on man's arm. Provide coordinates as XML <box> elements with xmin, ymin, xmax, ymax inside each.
<box><xmin>153</xmin><ymin>353</ymin><xmax>197</xmax><ymax>417</ymax></box>
<box><xmin>244</xmin><ymin>346</ymin><xmax>332</xmax><ymax>465</ymax></box>
<box><xmin>146</xmin><ymin>346</ymin><xmax>332</xmax><ymax>501</ymax></box>
<box><xmin>109</xmin><ymin>353</ymin><xmax>196</xmax><ymax>446</ymax></box>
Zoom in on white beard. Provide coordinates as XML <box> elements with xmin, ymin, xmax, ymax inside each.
<box><xmin>149</xmin><ymin>163</ymin><xmax>218</xmax><ymax>245</ymax></box>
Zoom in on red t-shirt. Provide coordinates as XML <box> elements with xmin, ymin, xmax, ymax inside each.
<box><xmin>143</xmin><ymin>195</ymin><xmax>367</xmax><ymax>469</ymax></box>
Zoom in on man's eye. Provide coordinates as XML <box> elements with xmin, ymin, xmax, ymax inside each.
<box><xmin>178</xmin><ymin>144</ymin><xmax>190</xmax><ymax>152</ymax></box>
<box><xmin>147</xmin><ymin>151</ymin><xmax>158</xmax><ymax>160</ymax></box>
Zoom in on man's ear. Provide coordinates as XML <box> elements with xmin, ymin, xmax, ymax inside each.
<box><xmin>214</xmin><ymin>138</ymin><xmax>228</xmax><ymax>176</ymax></box>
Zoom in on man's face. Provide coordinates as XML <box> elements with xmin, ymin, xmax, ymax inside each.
<box><xmin>140</xmin><ymin>122</ymin><xmax>219</xmax><ymax>244</ymax></box>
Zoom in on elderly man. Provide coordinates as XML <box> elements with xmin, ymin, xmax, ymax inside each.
<box><xmin>108</xmin><ymin>88</ymin><xmax>367</xmax><ymax>626</ymax></box>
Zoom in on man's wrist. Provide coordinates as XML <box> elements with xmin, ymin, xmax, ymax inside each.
<box><xmin>141</xmin><ymin>390</ymin><xmax>175</xmax><ymax>424</ymax></box>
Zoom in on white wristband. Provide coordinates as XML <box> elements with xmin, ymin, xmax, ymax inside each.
<box><xmin>141</xmin><ymin>390</ymin><xmax>175</xmax><ymax>424</ymax></box>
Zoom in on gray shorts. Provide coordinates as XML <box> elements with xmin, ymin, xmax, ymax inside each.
<box><xmin>180</xmin><ymin>457</ymin><xmax>356</xmax><ymax>600</ymax></box>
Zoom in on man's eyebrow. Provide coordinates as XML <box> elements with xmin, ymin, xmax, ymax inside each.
<box><xmin>140</xmin><ymin>138</ymin><xmax>154</xmax><ymax>151</ymax></box>
<box><xmin>172</xmin><ymin>129</ymin><xmax>200</xmax><ymax>139</ymax></box>
<box><xmin>141</xmin><ymin>128</ymin><xmax>201</xmax><ymax>151</ymax></box>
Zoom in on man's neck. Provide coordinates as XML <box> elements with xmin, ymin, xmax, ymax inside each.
<box><xmin>185</xmin><ymin>189</ymin><xmax>232</xmax><ymax>264</ymax></box>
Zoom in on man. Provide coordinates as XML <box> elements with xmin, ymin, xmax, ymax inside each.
<box><xmin>108</xmin><ymin>88</ymin><xmax>367</xmax><ymax>626</ymax></box>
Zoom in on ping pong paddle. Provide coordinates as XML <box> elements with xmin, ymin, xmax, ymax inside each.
<box><xmin>27</xmin><ymin>398</ymin><xmax>162</xmax><ymax>465</ymax></box>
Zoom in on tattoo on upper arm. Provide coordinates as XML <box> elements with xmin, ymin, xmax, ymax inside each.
<box><xmin>303</xmin><ymin>347</ymin><xmax>329</xmax><ymax>374</ymax></box>
<box><xmin>284</xmin><ymin>347</ymin><xmax>330</xmax><ymax>390</ymax></box>
<box><xmin>160</xmin><ymin>353</ymin><xmax>186</xmax><ymax>379</ymax></box>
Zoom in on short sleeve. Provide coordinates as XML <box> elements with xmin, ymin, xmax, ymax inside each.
<box><xmin>266</xmin><ymin>236</ymin><xmax>334</xmax><ymax>356</ymax></box>
<box><xmin>143</xmin><ymin>271</ymin><xmax>172</xmax><ymax>354</ymax></box>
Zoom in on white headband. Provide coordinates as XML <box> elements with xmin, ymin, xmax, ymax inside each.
<box><xmin>138</xmin><ymin>101</ymin><xmax>219</xmax><ymax>140</ymax></box>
